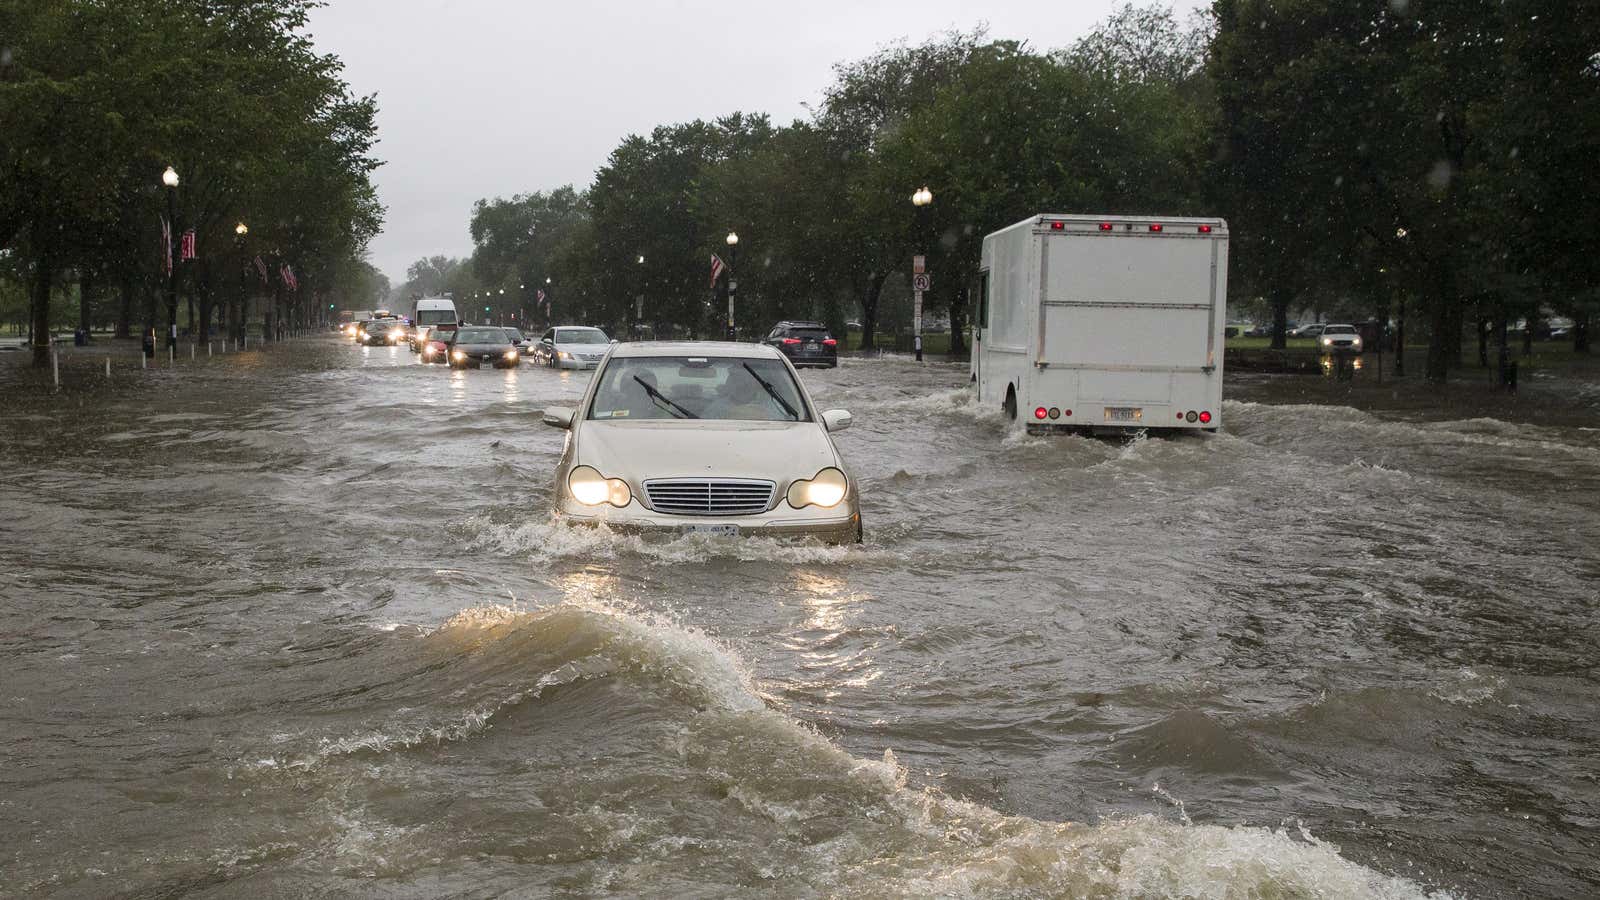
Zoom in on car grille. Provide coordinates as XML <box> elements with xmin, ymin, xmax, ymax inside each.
<box><xmin>644</xmin><ymin>478</ymin><xmax>776</xmax><ymax>516</ymax></box>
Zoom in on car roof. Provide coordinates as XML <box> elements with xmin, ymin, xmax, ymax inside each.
<box><xmin>610</xmin><ymin>340</ymin><xmax>784</xmax><ymax>360</ymax></box>
<box><xmin>776</xmin><ymin>320</ymin><xmax>826</xmax><ymax>328</ymax></box>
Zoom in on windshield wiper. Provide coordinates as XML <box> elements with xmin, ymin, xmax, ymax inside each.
<box><xmin>741</xmin><ymin>363</ymin><xmax>799</xmax><ymax>421</ymax></box>
<box><xmin>632</xmin><ymin>375</ymin><xmax>698</xmax><ymax>419</ymax></box>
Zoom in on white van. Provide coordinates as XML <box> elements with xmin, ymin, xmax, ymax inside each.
<box><xmin>973</xmin><ymin>214</ymin><xmax>1229</xmax><ymax>433</ymax></box>
<box><xmin>411</xmin><ymin>297</ymin><xmax>459</xmax><ymax>335</ymax></box>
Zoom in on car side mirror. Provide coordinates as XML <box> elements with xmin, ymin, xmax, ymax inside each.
<box><xmin>821</xmin><ymin>409</ymin><xmax>852</xmax><ymax>433</ymax></box>
<box><xmin>542</xmin><ymin>406</ymin><xmax>575</xmax><ymax>430</ymax></box>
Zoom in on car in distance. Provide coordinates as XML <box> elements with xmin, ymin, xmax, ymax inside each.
<box><xmin>447</xmin><ymin>326</ymin><xmax>521</xmax><ymax>369</ymax></box>
<box><xmin>1319</xmin><ymin>323</ymin><xmax>1363</xmax><ymax>353</ymax></box>
<box><xmin>420</xmin><ymin>331</ymin><xmax>451</xmax><ymax>364</ymax></box>
<box><xmin>361</xmin><ymin>318</ymin><xmax>406</xmax><ymax>346</ymax></box>
<box><xmin>763</xmin><ymin>321</ymin><xmax>838</xmax><ymax>368</ymax></box>
<box><xmin>536</xmin><ymin>326</ymin><xmax>611</xmax><ymax>369</ymax></box>
<box><xmin>541</xmin><ymin>342</ymin><xmax>861</xmax><ymax>543</ymax></box>
<box><xmin>1289</xmin><ymin>322</ymin><xmax>1327</xmax><ymax>339</ymax></box>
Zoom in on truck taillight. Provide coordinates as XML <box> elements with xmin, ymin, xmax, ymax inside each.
<box><xmin>1050</xmin><ymin>222</ymin><xmax>1065</xmax><ymax>231</ymax></box>
<box><xmin>1099</xmin><ymin>223</ymin><xmax>1113</xmax><ymax>232</ymax></box>
<box><xmin>1034</xmin><ymin>407</ymin><xmax>1048</xmax><ymax>420</ymax></box>
<box><xmin>1199</xmin><ymin>411</ymin><xmax>1212</xmax><ymax>424</ymax></box>
<box><xmin>1149</xmin><ymin>224</ymin><xmax>1164</xmax><ymax>233</ymax></box>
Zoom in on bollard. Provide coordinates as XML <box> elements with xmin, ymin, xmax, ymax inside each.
<box><xmin>141</xmin><ymin>352</ymin><xmax>147</xmax><ymax>370</ymax></box>
<box><xmin>208</xmin><ymin>342</ymin><xmax>213</xmax><ymax>357</ymax></box>
<box><xmin>105</xmin><ymin>357</ymin><xmax>111</xmax><ymax>379</ymax></box>
<box><xmin>169</xmin><ymin>346</ymin><xmax>174</xmax><ymax>366</ymax></box>
<box><xmin>190</xmin><ymin>344</ymin><xmax>195</xmax><ymax>360</ymax></box>
<box><xmin>52</xmin><ymin>347</ymin><xmax>59</xmax><ymax>390</ymax></box>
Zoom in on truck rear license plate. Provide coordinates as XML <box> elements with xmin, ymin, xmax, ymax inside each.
<box><xmin>681</xmin><ymin>524</ymin><xmax>739</xmax><ymax>536</ymax></box>
<box><xmin>1104</xmin><ymin>407</ymin><xmax>1143</xmax><ymax>422</ymax></box>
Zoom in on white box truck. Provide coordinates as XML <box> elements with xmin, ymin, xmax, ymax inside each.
<box><xmin>972</xmin><ymin>214</ymin><xmax>1228</xmax><ymax>433</ymax></box>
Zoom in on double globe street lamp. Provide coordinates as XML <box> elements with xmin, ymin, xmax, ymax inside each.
<box><xmin>910</xmin><ymin>186</ymin><xmax>934</xmax><ymax>362</ymax></box>
<box><xmin>725</xmin><ymin>232</ymin><xmax>739</xmax><ymax>340</ymax></box>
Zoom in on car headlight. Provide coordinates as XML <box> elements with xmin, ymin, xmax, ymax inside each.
<box><xmin>1321</xmin><ymin>336</ymin><xmax>1333</xmax><ymax>345</ymax></box>
<box><xmin>504</xmin><ymin>349</ymin><xmax>519</xmax><ymax>360</ymax></box>
<box><xmin>787</xmin><ymin>467</ymin><xmax>848</xmax><ymax>509</ymax></box>
<box><xmin>558</xmin><ymin>351</ymin><xmax>571</xmax><ymax>360</ymax></box>
<box><xmin>568</xmin><ymin>465</ymin><xmax>631</xmax><ymax>507</ymax></box>
<box><xmin>452</xmin><ymin>350</ymin><xmax>465</xmax><ymax>361</ymax></box>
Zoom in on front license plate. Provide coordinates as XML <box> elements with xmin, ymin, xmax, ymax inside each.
<box><xmin>680</xmin><ymin>524</ymin><xmax>739</xmax><ymax>536</ymax></box>
<box><xmin>1104</xmin><ymin>406</ymin><xmax>1143</xmax><ymax>423</ymax></box>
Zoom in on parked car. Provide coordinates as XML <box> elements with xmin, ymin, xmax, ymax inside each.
<box><xmin>1290</xmin><ymin>323</ymin><xmax>1327</xmax><ymax>339</ymax></box>
<box><xmin>535</xmin><ymin>326</ymin><xmax>611</xmax><ymax>369</ymax></box>
<box><xmin>540</xmin><ymin>341</ymin><xmax>861</xmax><ymax>543</ymax></box>
<box><xmin>763</xmin><ymin>321</ymin><xmax>838</xmax><ymax>368</ymax></box>
<box><xmin>1245</xmin><ymin>323</ymin><xmax>1272</xmax><ymax>337</ymax></box>
<box><xmin>446</xmin><ymin>326</ymin><xmax>521</xmax><ymax>369</ymax></box>
<box><xmin>1318</xmin><ymin>324</ymin><xmax>1363</xmax><ymax>353</ymax></box>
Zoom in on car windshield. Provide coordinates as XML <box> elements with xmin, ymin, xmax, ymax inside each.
<box><xmin>557</xmin><ymin>328</ymin><xmax>608</xmax><ymax>344</ymax></box>
<box><xmin>588</xmin><ymin>356</ymin><xmax>809</xmax><ymax>422</ymax></box>
<box><xmin>416</xmin><ymin>309</ymin><xmax>455</xmax><ymax>326</ymax></box>
<box><xmin>453</xmin><ymin>328</ymin><xmax>505</xmax><ymax>343</ymax></box>
<box><xmin>1323</xmin><ymin>325</ymin><xmax>1356</xmax><ymax>334</ymax></box>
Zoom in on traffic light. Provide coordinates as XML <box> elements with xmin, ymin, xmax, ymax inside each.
<box><xmin>328</xmin><ymin>303</ymin><xmax>335</xmax><ymax>309</ymax></box>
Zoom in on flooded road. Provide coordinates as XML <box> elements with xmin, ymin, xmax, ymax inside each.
<box><xmin>3</xmin><ymin>338</ymin><xmax>1597</xmax><ymax>898</ymax></box>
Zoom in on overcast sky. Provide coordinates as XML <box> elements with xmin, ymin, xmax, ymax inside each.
<box><xmin>307</xmin><ymin>0</ymin><xmax>1209</xmax><ymax>285</ymax></box>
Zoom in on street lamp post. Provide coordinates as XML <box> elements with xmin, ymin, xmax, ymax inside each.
<box><xmin>725</xmin><ymin>232</ymin><xmax>738</xmax><ymax>340</ymax></box>
<box><xmin>234</xmin><ymin>222</ymin><xmax>248</xmax><ymax>349</ymax></box>
<box><xmin>162</xmin><ymin>166</ymin><xmax>180</xmax><ymax>353</ymax></box>
<box><xmin>910</xmin><ymin>186</ymin><xmax>933</xmax><ymax>362</ymax></box>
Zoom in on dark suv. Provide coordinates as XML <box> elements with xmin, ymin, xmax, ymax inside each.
<box><xmin>763</xmin><ymin>321</ymin><xmax>838</xmax><ymax>368</ymax></box>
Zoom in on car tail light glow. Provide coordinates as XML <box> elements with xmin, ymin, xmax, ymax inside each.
<box><xmin>1199</xmin><ymin>411</ymin><xmax>1212</xmax><ymax>424</ymax></box>
<box><xmin>822</xmin><ymin>338</ymin><xmax>837</xmax><ymax>346</ymax></box>
<box><xmin>1034</xmin><ymin>407</ymin><xmax>1048</xmax><ymax>420</ymax></box>
<box><xmin>1149</xmin><ymin>224</ymin><xmax>1164</xmax><ymax>233</ymax></box>
<box><xmin>782</xmin><ymin>338</ymin><xmax>801</xmax><ymax>345</ymax></box>
<box><xmin>1099</xmin><ymin>223</ymin><xmax>1113</xmax><ymax>232</ymax></box>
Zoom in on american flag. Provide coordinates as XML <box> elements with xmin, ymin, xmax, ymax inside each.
<box><xmin>161</xmin><ymin>217</ymin><xmax>172</xmax><ymax>275</ymax></box>
<box><xmin>709</xmin><ymin>254</ymin><xmax>725</xmax><ymax>288</ymax></box>
<box><xmin>536</xmin><ymin>288</ymin><xmax>546</xmax><ymax>309</ymax></box>
<box><xmin>280</xmin><ymin>263</ymin><xmax>298</xmax><ymax>291</ymax></box>
<box><xmin>254</xmin><ymin>256</ymin><xmax>269</xmax><ymax>283</ymax></box>
<box><xmin>180</xmin><ymin>229</ymin><xmax>196</xmax><ymax>261</ymax></box>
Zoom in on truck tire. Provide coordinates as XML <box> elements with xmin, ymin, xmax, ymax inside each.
<box><xmin>1003</xmin><ymin>385</ymin><xmax>1018</xmax><ymax>421</ymax></box>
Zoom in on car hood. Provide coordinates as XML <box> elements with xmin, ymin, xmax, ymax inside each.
<box><xmin>576</xmin><ymin>420</ymin><xmax>838</xmax><ymax>482</ymax></box>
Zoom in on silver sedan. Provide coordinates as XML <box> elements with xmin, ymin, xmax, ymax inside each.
<box><xmin>541</xmin><ymin>342</ymin><xmax>861</xmax><ymax>543</ymax></box>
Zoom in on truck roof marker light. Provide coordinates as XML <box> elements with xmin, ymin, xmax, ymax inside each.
<box><xmin>1099</xmin><ymin>223</ymin><xmax>1113</xmax><ymax>231</ymax></box>
<box><xmin>1050</xmin><ymin>222</ymin><xmax>1065</xmax><ymax>231</ymax></box>
<box><xmin>1034</xmin><ymin>407</ymin><xmax>1048</xmax><ymax>420</ymax></box>
<box><xmin>1198</xmin><ymin>224</ymin><xmax>1213</xmax><ymax>233</ymax></box>
<box><xmin>1199</xmin><ymin>411</ymin><xmax>1212</xmax><ymax>424</ymax></box>
<box><xmin>1149</xmin><ymin>224</ymin><xmax>1164</xmax><ymax>233</ymax></box>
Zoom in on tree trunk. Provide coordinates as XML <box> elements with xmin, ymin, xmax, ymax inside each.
<box><xmin>1495</xmin><ymin>313</ymin><xmax>1511</xmax><ymax>388</ymax></box>
<box><xmin>186</xmin><ymin>291</ymin><xmax>195</xmax><ymax>339</ymax></box>
<box><xmin>1575</xmin><ymin>311</ymin><xmax>1590</xmax><ymax>354</ymax></box>
<box><xmin>1522</xmin><ymin>311</ymin><xmax>1536</xmax><ymax>357</ymax></box>
<box><xmin>30</xmin><ymin>241</ymin><xmax>53</xmax><ymax>369</ymax></box>
<box><xmin>116</xmin><ymin>277</ymin><xmax>133</xmax><ymax>338</ymax></box>
<box><xmin>860</xmin><ymin>272</ymin><xmax>888</xmax><ymax>351</ymax></box>
<box><xmin>1394</xmin><ymin>296</ymin><xmax>1406</xmax><ymax>376</ymax></box>
<box><xmin>78</xmin><ymin>272</ymin><xmax>93</xmax><ymax>335</ymax></box>
<box><xmin>948</xmin><ymin>282</ymin><xmax>968</xmax><ymax>356</ymax></box>
<box><xmin>1270</xmin><ymin>292</ymin><xmax>1290</xmax><ymax>350</ymax></box>
<box><xmin>1424</xmin><ymin>265</ymin><xmax>1456</xmax><ymax>383</ymax></box>
<box><xmin>1477</xmin><ymin>315</ymin><xmax>1489</xmax><ymax>368</ymax></box>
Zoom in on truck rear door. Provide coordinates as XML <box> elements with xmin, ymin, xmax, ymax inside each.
<box><xmin>1038</xmin><ymin>229</ymin><xmax>1218</xmax><ymax>376</ymax></box>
